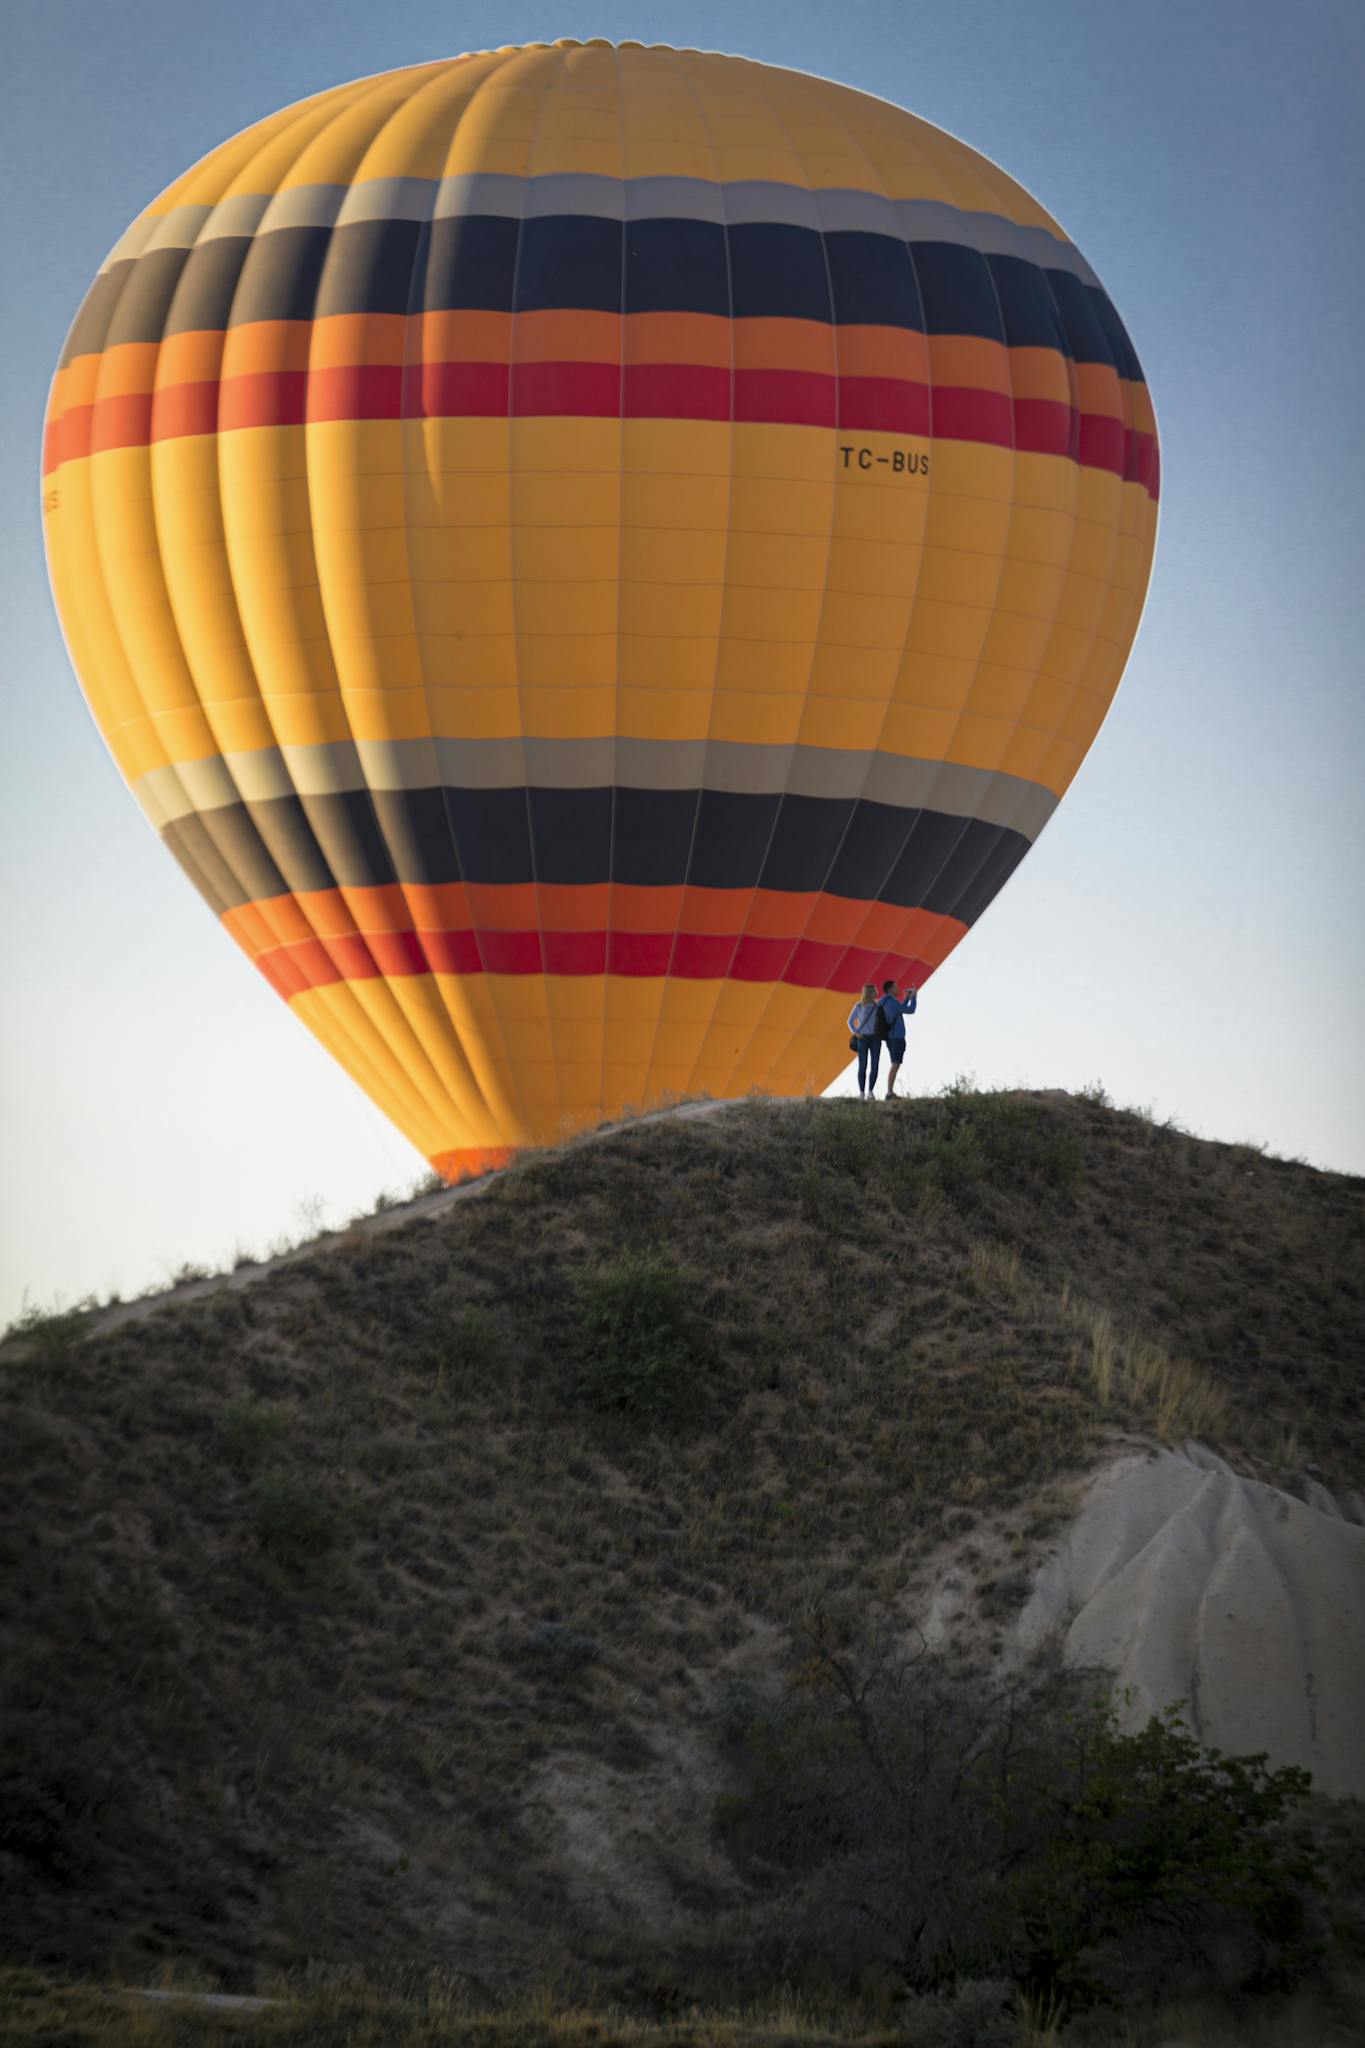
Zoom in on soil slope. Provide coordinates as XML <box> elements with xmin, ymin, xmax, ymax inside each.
<box><xmin>2</xmin><ymin>1089</ymin><xmax>1362</xmax><ymax>1995</ymax></box>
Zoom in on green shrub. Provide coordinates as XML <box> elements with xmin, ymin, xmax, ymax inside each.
<box><xmin>904</xmin><ymin>1090</ymin><xmax>1084</xmax><ymax>1207</ymax></box>
<box><xmin>974</xmin><ymin>1099</ymin><xmax>1084</xmax><ymax>1189</ymax></box>
<box><xmin>3</xmin><ymin>1300</ymin><xmax>95</xmax><ymax>1363</ymax></box>
<box><xmin>897</xmin><ymin>1979</ymin><xmax>1016</xmax><ymax>2046</ymax></box>
<box><xmin>718</xmin><ymin>1638</ymin><xmax>1321</xmax><ymax>2011</ymax></box>
<box><xmin>415</xmin><ymin>1305</ymin><xmax>498</xmax><ymax>1385</ymax></box>
<box><xmin>916</xmin><ymin>1119</ymin><xmax>990</xmax><ymax>1200</ymax></box>
<box><xmin>252</xmin><ymin>1476</ymin><xmax>344</xmax><ymax>1568</ymax></box>
<box><xmin>0</xmin><ymin>1741</ymin><xmax>118</xmax><ymax>1883</ymax></box>
<box><xmin>219</xmin><ymin>1400</ymin><xmax>288</xmax><ymax>1472</ymax></box>
<box><xmin>810</xmin><ymin>1099</ymin><xmax>884</xmax><ymax>1175</ymax></box>
<box><xmin>571</xmin><ymin>1251</ymin><xmax>709</xmax><ymax>1419</ymax></box>
<box><xmin>999</xmin><ymin>1705</ymin><xmax>1321</xmax><ymax>2005</ymax></box>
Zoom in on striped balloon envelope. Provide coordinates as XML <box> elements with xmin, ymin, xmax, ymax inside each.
<box><xmin>42</xmin><ymin>40</ymin><xmax>1158</xmax><ymax>1181</ymax></box>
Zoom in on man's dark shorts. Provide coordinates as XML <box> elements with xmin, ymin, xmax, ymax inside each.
<box><xmin>887</xmin><ymin>1036</ymin><xmax>907</xmax><ymax>1063</ymax></box>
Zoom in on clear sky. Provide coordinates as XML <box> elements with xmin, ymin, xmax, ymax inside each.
<box><xmin>3</xmin><ymin>0</ymin><xmax>1363</xmax><ymax>1321</ymax></box>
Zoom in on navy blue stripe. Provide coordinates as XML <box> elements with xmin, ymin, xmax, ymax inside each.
<box><xmin>159</xmin><ymin>785</ymin><xmax>1030</xmax><ymax>926</ymax></box>
<box><xmin>60</xmin><ymin>215</ymin><xmax>1144</xmax><ymax>372</ymax></box>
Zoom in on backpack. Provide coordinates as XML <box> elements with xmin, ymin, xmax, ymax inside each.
<box><xmin>874</xmin><ymin>995</ymin><xmax>894</xmax><ymax>1040</ymax></box>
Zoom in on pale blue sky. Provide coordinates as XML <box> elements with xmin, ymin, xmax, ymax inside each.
<box><xmin>2</xmin><ymin>0</ymin><xmax>1362</xmax><ymax>1320</ymax></box>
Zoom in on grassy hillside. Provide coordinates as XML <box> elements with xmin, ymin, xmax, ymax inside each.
<box><xmin>2</xmin><ymin>1088</ymin><xmax>1362</xmax><ymax>2018</ymax></box>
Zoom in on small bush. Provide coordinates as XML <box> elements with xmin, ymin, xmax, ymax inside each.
<box><xmin>520</xmin><ymin>1621</ymin><xmax>602</xmax><ymax>1671</ymax></box>
<box><xmin>571</xmin><ymin>1251</ymin><xmax>710</xmax><ymax>1419</ymax></box>
<box><xmin>900</xmin><ymin>1978</ymin><xmax>1016</xmax><ymax>2046</ymax></box>
<box><xmin>252</xmin><ymin>1476</ymin><xmax>344</xmax><ymax>1568</ymax></box>
<box><xmin>953</xmin><ymin>1094</ymin><xmax>1084</xmax><ymax>1192</ymax></box>
<box><xmin>0</xmin><ymin>1744</ymin><xmax>118</xmax><ymax>1883</ymax></box>
<box><xmin>916</xmin><ymin>1119</ymin><xmax>990</xmax><ymax>1200</ymax></box>
<box><xmin>3</xmin><ymin>1299</ymin><xmax>95</xmax><ymax>1363</ymax></box>
<box><xmin>416</xmin><ymin>1305</ymin><xmax>498</xmax><ymax>1384</ymax></box>
<box><xmin>811</xmin><ymin>1100</ymin><xmax>884</xmax><ymax>1175</ymax></box>
<box><xmin>219</xmin><ymin>1400</ymin><xmax>288</xmax><ymax>1472</ymax></box>
<box><xmin>719</xmin><ymin>1635</ymin><xmax>1322</xmax><ymax>2012</ymax></box>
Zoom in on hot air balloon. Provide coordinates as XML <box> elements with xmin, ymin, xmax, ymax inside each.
<box><xmin>42</xmin><ymin>41</ymin><xmax>1158</xmax><ymax>1180</ymax></box>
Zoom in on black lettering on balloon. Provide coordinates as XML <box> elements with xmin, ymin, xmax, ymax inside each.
<box><xmin>837</xmin><ymin>446</ymin><xmax>929</xmax><ymax>480</ymax></box>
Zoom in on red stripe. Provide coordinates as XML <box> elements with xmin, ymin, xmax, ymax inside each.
<box><xmin>1077</xmin><ymin>411</ymin><xmax>1126</xmax><ymax>473</ymax></box>
<box><xmin>512</xmin><ymin>359</ymin><xmax>621</xmax><ymax>415</ymax></box>
<box><xmin>406</xmin><ymin>360</ymin><xmax>511</xmax><ymax>415</ymax></box>
<box><xmin>930</xmin><ymin>386</ymin><xmax>1014</xmax><ymax>448</ymax></box>
<box><xmin>839</xmin><ymin>376</ymin><xmax>930</xmax><ymax>434</ymax></box>
<box><xmin>90</xmin><ymin>391</ymin><xmax>153</xmax><ymax>454</ymax></box>
<box><xmin>152</xmin><ymin>381</ymin><xmax>220</xmax><ymax>439</ymax></box>
<box><xmin>1014</xmin><ymin>395</ymin><xmax>1078</xmax><ymax>460</ymax></box>
<box><xmin>44</xmin><ymin>360</ymin><xmax>1158</xmax><ymax>499</ymax></box>
<box><xmin>310</xmin><ymin>362</ymin><xmax>405</xmax><ymax>421</ymax></box>
<box><xmin>219</xmin><ymin>371</ymin><xmax>307</xmax><ymax>431</ymax></box>
<box><xmin>251</xmin><ymin>923</ymin><xmax>941</xmax><ymax>999</ymax></box>
<box><xmin>735</xmin><ymin>367</ymin><xmax>836</xmax><ymax>427</ymax></box>
<box><xmin>626</xmin><ymin>362</ymin><xmax>728</xmax><ymax>418</ymax></box>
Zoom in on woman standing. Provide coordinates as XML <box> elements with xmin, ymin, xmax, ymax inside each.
<box><xmin>847</xmin><ymin>983</ymin><xmax>882</xmax><ymax>1100</ymax></box>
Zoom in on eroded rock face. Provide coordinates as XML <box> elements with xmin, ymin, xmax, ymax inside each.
<box><xmin>1015</xmin><ymin>1446</ymin><xmax>1365</xmax><ymax>1796</ymax></box>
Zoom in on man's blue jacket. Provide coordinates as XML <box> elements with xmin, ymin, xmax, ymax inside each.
<box><xmin>878</xmin><ymin>991</ymin><xmax>917</xmax><ymax>1041</ymax></box>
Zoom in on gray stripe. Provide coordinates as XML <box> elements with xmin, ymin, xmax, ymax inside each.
<box><xmin>106</xmin><ymin>172</ymin><xmax>1086</xmax><ymax>274</ymax></box>
<box><xmin>813</xmin><ymin>188</ymin><xmax>906</xmax><ymax>236</ymax></box>
<box><xmin>434</xmin><ymin>172</ymin><xmax>528</xmax><ymax>220</ymax></box>
<box><xmin>248</xmin><ymin>184</ymin><xmax>347</xmax><ymax>235</ymax></box>
<box><xmin>336</xmin><ymin>175</ymin><xmax>438</xmax><ymax>228</ymax></box>
<box><xmin>894</xmin><ymin>200</ymin><xmax>1099</xmax><ymax>285</ymax></box>
<box><xmin>107</xmin><ymin>203</ymin><xmax>214</xmax><ymax>264</ymax></box>
<box><xmin>197</xmin><ymin>190</ymin><xmax>276</xmax><ymax>242</ymax></box>
<box><xmin>134</xmin><ymin>739</ymin><xmax>1057</xmax><ymax>839</ymax></box>
<box><xmin>627</xmin><ymin>176</ymin><xmax>727</xmax><ymax>223</ymax></box>
<box><xmin>520</xmin><ymin>172</ymin><xmax>628</xmax><ymax>220</ymax></box>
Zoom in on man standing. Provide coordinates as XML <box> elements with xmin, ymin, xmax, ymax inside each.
<box><xmin>878</xmin><ymin>981</ymin><xmax>918</xmax><ymax>1098</ymax></box>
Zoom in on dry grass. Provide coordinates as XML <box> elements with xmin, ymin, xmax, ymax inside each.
<box><xmin>3</xmin><ymin>1968</ymin><xmax>1363</xmax><ymax>2048</ymax></box>
<box><xmin>1057</xmin><ymin>1293</ymin><xmax>1228</xmax><ymax>1443</ymax></box>
<box><xmin>1</xmin><ymin>1089</ymin><xmax>1361</xmax><ymax>2005</ymax></box>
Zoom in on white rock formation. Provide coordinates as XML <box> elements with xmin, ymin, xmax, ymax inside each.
<box><xmin>1015</xmin><ymin>1445</ymin><xmax>1365</xmax><ymax>1796</ymax></box>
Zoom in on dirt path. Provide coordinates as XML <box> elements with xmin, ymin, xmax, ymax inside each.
<box><xmin>131</xmin><ymin>1987</ymin><xmax>275</xmax><ymax>2015</ymax></box>
<box><xmin>87</xmin><ymin>1097</ymin><xmax>742</xmax><ymax>1339</ymax></box>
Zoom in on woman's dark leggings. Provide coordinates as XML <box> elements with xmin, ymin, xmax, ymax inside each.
<box><xmin>856</xmin><ymin>1038</ymin><xmax>881</xmax><ymax>1092</ymax></box>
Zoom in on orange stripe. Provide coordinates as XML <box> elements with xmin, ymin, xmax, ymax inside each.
<box><xmin>624</xmin><ymin>311</ymin><xmax>732</xmax><ymax>367</ymax></box>
<box><xmin>512</xmin><ymin>308</ymin><xmax>622</xmax><ymax>362</ymax></box>
<box><xmin>1005</xmin><ymin>345</ymin><xmax>1075</xmax><ymax>405</ymax></box>
<box><xmin>223</xmin><ymin>882</ymin><xmax>967</xmax><ymax>968</ymax></box>
<box><xmin>430</xmin><ymin>1145</ymin><xmax>515</xmax><ymax>1182</ymax></box>
<box><xmin>416</xmin><ymin>309</ymin><xmax>514</xmax><ymax>362</ymax></box>
<box><xmin>54</xmin><ymin>316</ymin><xmax>1132</xmax><ymax>414</ymax></box>
<box><xmin>1073</xmin><ymin>359</ymin><xmax>1124</xmax><ymax>417</ymax></box>
<box><xmin>306</xmin><ymin>312</ymin><xmax>409</xmax><ymax>370</ymax></box>
<box><xmin>836</xmin><ymin>324</ymin><xmax>932</xmax><ymax>382</ymax></box>
<box><xmin>49</xmin><ymin>355</ymin><xmax>100</xmax><ymax>413</ymax></box>
<box><xmin>927</xmin><ymin>334</ymin><xmax>1011</xmax><ymax>396</ymax></box>
<box><xmin>157</xmin><ymin>329</ymin><xmax>229</xmax><ymax>385</ymax></box>
<box><xmin>1129</xmin><ymin>383</ymin><xmax>1157</xmax><ymax>436</ymax></box>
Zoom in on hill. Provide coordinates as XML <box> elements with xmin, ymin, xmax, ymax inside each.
<box><xmin>2</xmin><ymin>1088</ymin><xmax>1363</xmax><ymax>2036</ymax></box>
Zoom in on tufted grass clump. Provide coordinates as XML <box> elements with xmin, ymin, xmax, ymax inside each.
<box><xmin>571</xmin><ymin>1250</ymin><xmax>711</xmax><ymax>1420</ymax></box>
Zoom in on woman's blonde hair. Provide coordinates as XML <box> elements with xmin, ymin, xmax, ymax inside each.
<box><xmin>861</xmin><ymin>982</ymin><xmax>877</xmax><ymax>1002</ymax></box>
